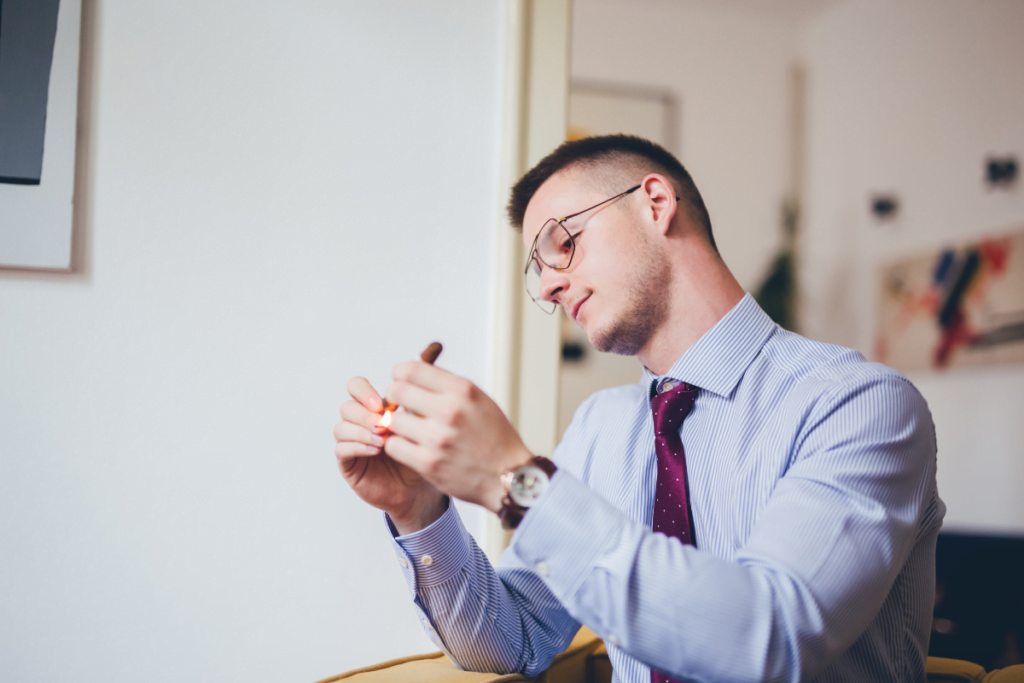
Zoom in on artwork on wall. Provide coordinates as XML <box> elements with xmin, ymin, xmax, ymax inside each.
<box><xmin>557</xmin><ymin>81</ymin><xmax>677</xmax><ymax>439</ymax></box>
<box><xmin>874</xmin><ymin>227</ymin><xmax>1024</xmax><ymax>373</ymax></box>
<box><xmin>567</xmin><ymin>80</ymin><xmax>677</xmax><ymax>154</ymax></box>
<box><xmin>0</xmin><ymin>0</ymin><xmax>82</xmax><ymax>270</ymax></box>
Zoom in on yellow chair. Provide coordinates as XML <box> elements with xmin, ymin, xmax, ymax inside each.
<box><xmin>316</xmin><ymin>627</ymin><xmax>608</xmax><ymax>683</ymax></box>
<box><xmin>319</xmin><ymin>631</ymin><xmax>1024</xmax><ymax>683</ymax></box>
<box><xmin>927</xmin><ymin>657</ymin><xmax>1024</xmax><ymax>683</ymax></box>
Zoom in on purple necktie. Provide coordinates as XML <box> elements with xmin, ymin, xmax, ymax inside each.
<box><xmin>649</xmin><ymin>381</ymin><xmax>699</xmax><ymax>683</ymax></box>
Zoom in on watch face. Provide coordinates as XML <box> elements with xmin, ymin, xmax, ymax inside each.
<box><xmin>509</xmin><ymin>465</ymin><xmax>550</xmax><ymax>507</ymax></box>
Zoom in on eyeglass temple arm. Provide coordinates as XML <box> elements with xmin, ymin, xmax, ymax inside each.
<box><xmin>557</xmin><ymin>185</ymin><xmax>642</xmax><ymax>223</ymax></box>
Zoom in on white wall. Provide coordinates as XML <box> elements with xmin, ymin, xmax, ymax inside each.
<box><xmin>572</xmin><ymin>0</ymin><xmax>805</xmax><ymax>291</ymax></box>
<box><xmin>801</xmin><ymin>0</ymin><xmax>1024</xmax><ymax>533</ymax></box>
<box><xmin>0</xmin><ymin>2</ymin><xmax>505</xmax><ymax>681</ymax></box>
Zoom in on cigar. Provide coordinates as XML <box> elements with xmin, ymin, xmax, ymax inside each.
<box><xmin>380</xmin><ymin>342</ymin><xmax>444</xmax><ymax>413</ymax></box>
<box><xmin>420</xmin><ymin>341</ymin><xmax>443</xmax><ymax>365</ymax></box>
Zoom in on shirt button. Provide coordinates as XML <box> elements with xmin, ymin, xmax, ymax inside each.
<box><xmin>607</xmin><ymin>634</ymin><xmax>620</xmax><ymax>647</ymax></box>
<box><xmin>399</xmin><ymin>556</ymin><xmax>408</xmax><ymax>568</ymax></box>
<box><xmin>536</xmin><ymin>561</ymin><xmax>550</xmax><ymax>576</ymax></box>
<box><xmin>421</xmin><ymin>555</ymin><xmax>433</xmax><ymax>566</ymax></box>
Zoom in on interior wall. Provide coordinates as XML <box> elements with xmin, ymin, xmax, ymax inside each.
<box><xmin>566</xmin><ymin>0</ymin><xmax>810</xmax><ymax>438</ymax></box>
<box><xmin>0</xmin><ymin>2</ymin><xmax>505</xmax><ymax>681</ymax></box>
<box><xmin>801</xmin><ymin>0</ymin><xmax>1024</xmax><ymax>533</ymax></box>
<box><xmin>573</xmin><ymin>0</ymin><xmax>1024</xmax><ymax>534</ymax></box>
<box><xmin>572</xmin><ymin>0</ymin><xmax>803</xmax><ymax>292</ymax></box>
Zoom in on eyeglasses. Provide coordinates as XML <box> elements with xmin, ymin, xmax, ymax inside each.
<box><xmin>524</xmin><ymin>185</ymin><xmax>641</xmax><ymax>314</ymax></box>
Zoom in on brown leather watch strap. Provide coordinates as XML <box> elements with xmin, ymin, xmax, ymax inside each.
<box><xmin>498</xmin><ymin>456</ymin><xmax>557</xmax><ymax>530</ymax></box>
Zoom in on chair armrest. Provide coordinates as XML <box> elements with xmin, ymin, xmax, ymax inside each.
<box><xmin>315</xmin><ymin>650</ymin><xmax>528</xmax><ymax>683</ymax></box>
<box><xmin>927</xmin><ymin>656</ymin><xmax>987</xmax><ymax>683</ymax></box>
<box><xmin>535</xmin><ymin>626</ymin><xmax>606</xmax><ymax>683</ymax></box>
<box><xmin>318</xmin><ymin>627</ymin><xmax>607</xmax><ymax>683</ymax></box>
<box><xmin>982</xmin><ymin>665</ymin><xmax>1024</xmax><ymax>683</ymax></box>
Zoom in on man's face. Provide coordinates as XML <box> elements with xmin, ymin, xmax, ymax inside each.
<box><xmin>521</xmin><ymin>171</ymin><xmax>671</xmax><ymax>356</ymax></box>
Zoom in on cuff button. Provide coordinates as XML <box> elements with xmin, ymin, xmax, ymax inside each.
<box><xmin>421</xmin><ymin>555</ymin><xmax>434</xmax><ymax>566</ymax></box>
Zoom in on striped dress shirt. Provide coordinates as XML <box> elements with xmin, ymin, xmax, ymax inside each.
<box><xmin>389</xmin><ymin>294</ymin><xmax>944</xmax><ymax>683</ymax></box>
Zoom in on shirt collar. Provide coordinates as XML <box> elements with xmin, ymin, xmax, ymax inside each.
<box><xmin>641</xmin><ymin>293</ymin><xmax>777</xmax><ymax>399</ymax></box>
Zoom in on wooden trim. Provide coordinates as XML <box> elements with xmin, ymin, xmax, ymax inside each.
<box><xmin>485</xmin><ymin>0</ymin><xmax>571</xmax><ymax>560</ymax></box>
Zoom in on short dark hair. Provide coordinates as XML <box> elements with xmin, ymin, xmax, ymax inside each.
<box><xmin>506</xmin><ymin>134</ymin><xmax>716</xmax><ymax>252</ymax></box>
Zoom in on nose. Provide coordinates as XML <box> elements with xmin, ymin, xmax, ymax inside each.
<box><xmin>538</xmin><ymin>264</ymin><xmax>570</xmax><ymax>304</ymax></box>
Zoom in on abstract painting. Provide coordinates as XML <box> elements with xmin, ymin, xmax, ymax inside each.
<box><xmin>875</xmin><ymin>227</ymin><xmax>1024</xmax><ymax>372</ymax></box>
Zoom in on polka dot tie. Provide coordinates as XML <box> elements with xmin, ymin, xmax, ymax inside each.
<box><xmin>649</xmin><ymin>381</ymin><xmax>699</xmax><ymax>683</ymax></box>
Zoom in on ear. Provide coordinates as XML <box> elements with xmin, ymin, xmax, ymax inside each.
<box><xmin>639</xmin><ymin>173</ymin><xmax>678</xmax><ymax>237</ymax></box>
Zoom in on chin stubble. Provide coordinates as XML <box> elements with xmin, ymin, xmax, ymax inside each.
<box><xmin>589</xmin><ymin>229</ymin><xmax>672</xmax><ymax>356</ymax></box>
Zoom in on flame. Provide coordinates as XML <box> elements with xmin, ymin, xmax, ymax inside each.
<box><xmin>379</xmin><ymin>410</ymin><xmax>393</xmax><ymax>429</ymax></box>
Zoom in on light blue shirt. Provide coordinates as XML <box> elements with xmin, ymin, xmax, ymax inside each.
<box><xmin>388</xmin><ymin>294</ymin><xmax>943</xmax><ymax>683</ymax></box>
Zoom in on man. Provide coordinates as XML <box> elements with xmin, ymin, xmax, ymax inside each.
<box><xmin>334</xmin><ymin>135</ymin><xmax>943</xmax><ymax>682</ymax></box>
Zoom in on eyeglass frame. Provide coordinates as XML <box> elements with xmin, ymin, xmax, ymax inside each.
<box><xmin>522</xmin><ymin>183</ymin><xmax>679</xmax><ymax>314</ymax></box>
<box><xmin>523</xmin><ymin>185</ymin><xmax>640</xmax><ymax>314</ymax></box>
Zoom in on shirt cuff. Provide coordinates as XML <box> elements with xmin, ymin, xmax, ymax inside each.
<box><xmin>509</xmin><ymin>469</ymin><xmax>623</xmax><ymax>602</ymax></box>
<box><xmin>386</xmin><ymin>499</ymin><xmax>473</xmax><ymax>589</ymax></box>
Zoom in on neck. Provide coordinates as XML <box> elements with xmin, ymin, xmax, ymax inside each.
<box><xmin>637</xmin><ymin>237</ymin><xmax>745</xmax><ymax>376</ymax></box>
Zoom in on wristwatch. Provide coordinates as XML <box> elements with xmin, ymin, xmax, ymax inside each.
<box><xmin>498</xmin><ymin>456</ymin><xmax>557</xmax><ymax>530</ymax></box>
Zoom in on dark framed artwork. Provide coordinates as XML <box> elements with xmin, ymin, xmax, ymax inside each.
<box><xmin>0</xmin><ymin>0</ymin><xmax>82</xmax><ymax>270</ymax></box>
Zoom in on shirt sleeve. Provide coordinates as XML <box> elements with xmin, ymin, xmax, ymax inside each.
<box><xmin>388</xmin><ymin>500</ymin><xmax>581</xmax><ymax>676</ymax></box>
<box><xmin>508</xmin><ymin>373</ymin><xmax>939</xmax><ymax>682</ymax></box>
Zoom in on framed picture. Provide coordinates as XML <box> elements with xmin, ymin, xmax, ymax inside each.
<box><xmin>568</xmin><ymin>80</ymin><xmax>677</xmax><ymax>154</ymax></box>
<box><xmin>0</xmin><ymin>0</ymin><xmax>82</xmax><ymax>271</ymax></box>
<box><xmin>875</xmin><ymin>227</ymin><xmax>1024</xmax><ymax>372</ymax></box>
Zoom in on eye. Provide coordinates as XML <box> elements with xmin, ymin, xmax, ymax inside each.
<box><xmin>558</xmin><ymin>223</ymin><xmax>582</xmax><ymax>252</ymax></box>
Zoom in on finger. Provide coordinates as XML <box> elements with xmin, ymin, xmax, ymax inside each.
<box><xmin>335</xmin><ymin>440</ymin><xmax>383</xmax><ymax>459</ymax></box>
<box><xmin>385</xmin><ymin>380</ymin><xmax>445</xmax><ymax>420</ymax></box>
<box><xmin>392</xmin><ymin>361</ymin><xmax>469</xmax><ymax>395</ymax></box>
<box><xmin>340</xmin><ymin>399</ymin><xmax>389</xmax><ymax>433</ymax></box>
<box><xmin>387</xmin><ymin>409</ymin><xmax>443</xmax><ymax>446</ymax></box>
<box><xmin>347</xmin><ymin>376</ymin><xmax>384</xmax><ymax>413</ymax></box>
<box><xmin>383</xmin><ymin>434</ymin><xmax>434</xmax><ymax>476</ymax></box>
<box><xmin>334</xmin><ymin>420</ymin><xmax>386</xmax><ymax>448</ymax></box>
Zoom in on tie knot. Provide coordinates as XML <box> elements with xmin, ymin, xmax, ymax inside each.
<box><xmin>650</xmin><ymin>382</ymin><xmax>699</xmax><ymax>436</ymax></box>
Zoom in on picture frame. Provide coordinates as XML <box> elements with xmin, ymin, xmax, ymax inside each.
<box><xmin>0</xmin><ymin>0</ymin><xmax>83</xmax><ymax>271</ymax></box>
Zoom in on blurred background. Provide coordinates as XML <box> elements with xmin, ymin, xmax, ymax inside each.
<box><xmin>564</xmin><ymin>0</ymin><xmax>1024</xmax><ymax>670</ymax></box>
<box><xmin>0</xmin><ymin>0</ymin><xmax>1021</xmax><ymax>680</ymax></box>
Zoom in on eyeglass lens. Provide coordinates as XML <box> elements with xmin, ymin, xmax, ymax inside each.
<box><xmin>523</xmin><ymin>184</ymin><xmax>641</xmax><ymax>314</ymax></box>
<box><xmin>525</xmin><ymin>219</ymin><xmax>575</xmax><ymax>313</ymax></box>
<box><xmin>535</xmin><ymin>219</ymin><xmax>576</xmax><ymax>270</ymax></box>
<box><xmin>525</xmin><ymin>255</ymin><xmax>556</xmax><ymax>314</ymax></box>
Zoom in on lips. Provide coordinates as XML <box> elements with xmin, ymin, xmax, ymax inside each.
<box><xmin>571</xmin><ymin>294</ymin><xmax>591</xmax><ymax>322</ymax></box>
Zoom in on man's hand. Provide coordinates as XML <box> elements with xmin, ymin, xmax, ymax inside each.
<box><xmin>382</xmin><ymin>361</ymin><xmax>533</xmax><ymax>513</ymax></box>
<box><xmin>334</xmin><ymin>376</ymin><xmax>447</xmax><ymax>535</ymax></box>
